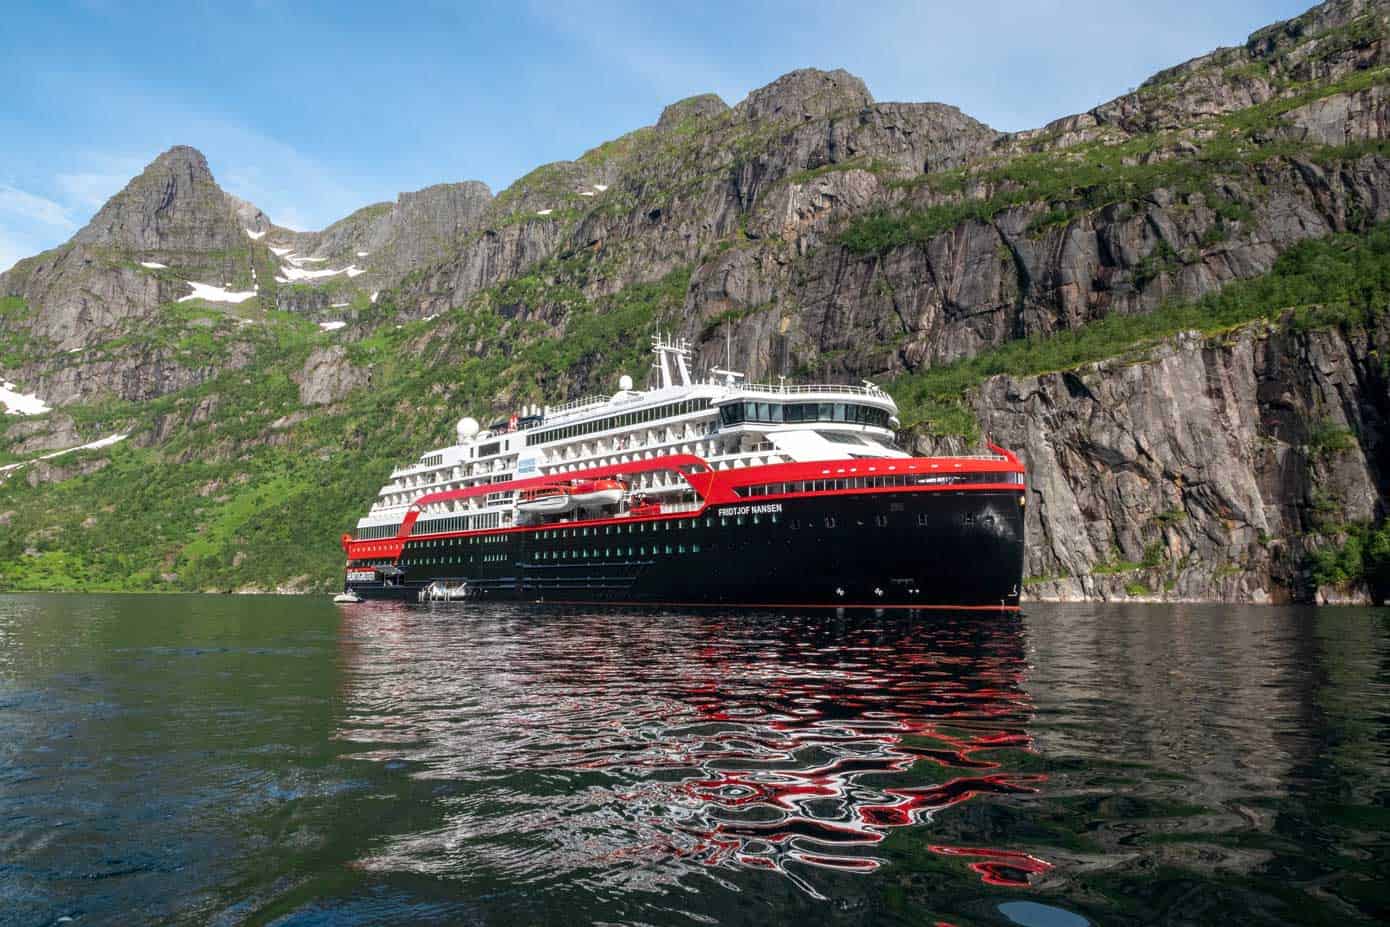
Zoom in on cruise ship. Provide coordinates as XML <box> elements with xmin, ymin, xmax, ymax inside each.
<box><xmin>339</xmin><ymin>337</ymin><xmax>1026</xmax><ymax>609</ymax></box>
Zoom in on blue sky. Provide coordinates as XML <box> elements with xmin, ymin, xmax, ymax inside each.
<box><xmin>1</xmin><ymin>0</ymin><xmax>1312</xmax><ymax>272</ymax></box>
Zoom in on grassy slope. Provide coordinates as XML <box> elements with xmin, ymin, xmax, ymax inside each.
<box><xmin>0</xmin><ymin>258</ymin><xmax>689</xmax><ymax>593</ymax></box>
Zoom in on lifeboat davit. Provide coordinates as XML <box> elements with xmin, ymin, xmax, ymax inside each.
<box><xmin>516</xmin><ymin>485</ymin><xmax>575</xmax><ymax>514</ymax></box>
<box><xmin>569</xmin><ymin>478</ymin><xmax>625</xmax><ymax>508</ymax></box>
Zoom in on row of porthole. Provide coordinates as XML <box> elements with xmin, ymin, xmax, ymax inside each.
<box><xmin>534</xmin><ymin>544</ymin><xmax>702</xmax><ymax>561</ymax></box>
<box><xmin>387</xmin><ymin>508</ymin><xmax>936</xmax><ymax>565</ymax></box>
<box><xmin>403</xmin><ymin>552</ymin><xmax>507</xmax><ymax>566</ymax></box>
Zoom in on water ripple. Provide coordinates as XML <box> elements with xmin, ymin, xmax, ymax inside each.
<box><xmin>335</xmin><ymin>607</ymin><xmax>1041</xmax><ymax>897</ymax></box>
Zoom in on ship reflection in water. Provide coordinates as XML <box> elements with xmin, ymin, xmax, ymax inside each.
<box><xmin>335</xmin><ymin>607</ymin><xmax>1045</xmax><ymax>898</ymax></box>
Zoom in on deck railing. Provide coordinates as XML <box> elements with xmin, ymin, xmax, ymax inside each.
<box><xmin>543</xmin><ymin>395</ymin><xmax>610</xmax><ymax>419</ymax></box>
<box><xmin>735</xmin><ymin>382</ymin><xmax>890</xmax><ymax>398</ymax></box>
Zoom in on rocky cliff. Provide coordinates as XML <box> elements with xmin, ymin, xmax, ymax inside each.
<box><xmin>968</xmin><ymin>315</ymin><xmax>1389</xmax><ymax>604</ymax></box>
<box><xmin>1</xmin><ymin>0</ymin><xmax>1388</xmax><ymax>600</ymax></box>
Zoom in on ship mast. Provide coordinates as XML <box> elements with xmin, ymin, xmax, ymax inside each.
<box><xmin>650</xmin><ymin>333</ymin><xmax>693</xmax><ymax>389</ymax></box>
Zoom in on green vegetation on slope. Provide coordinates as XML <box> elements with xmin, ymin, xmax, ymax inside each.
<box><xmin>889</xmin><ymin>223</ymin><xmax>1390</xmax><ymax>437</ymax></box>
<box><xmin>0</xmin><ymin>261</ymin><xmax>691</xmax><ymax>593</ymax></box>
<box><xmin>839</xmin><ymin>66</ymin><xmax>1390</xmax><ymax>255</ymax></box>
<box><xmin>1309</xmin><ymin>520</ymin><xmax>1390</xmax><ymax>596</ymax></box>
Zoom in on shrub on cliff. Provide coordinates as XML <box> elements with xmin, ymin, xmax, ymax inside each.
<box><xmin>1309</xmin><ymin>521</ymin><xmax>1390</xmax><ymax>599</ymax></box>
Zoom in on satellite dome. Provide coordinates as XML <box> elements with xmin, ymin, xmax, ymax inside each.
<box><xmin>456</xmin><ymin>416</ymin><xmax>480</xmax><ymax>440</ymax></box>
<box><xmin>618</xmin><ymin>374</ymin><xmax>634</xmax><ymax>391</ymax></box>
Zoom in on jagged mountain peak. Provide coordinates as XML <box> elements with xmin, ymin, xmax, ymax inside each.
<box><xmin>150</xmin><ymin>144</ymin><xmax>211</xmax><ymax>170</ymax></box>
<box><xmin>71</xmin><ymin>143</ymin><xmax>250</xmax><ymax>251</ymax></box>
<box><xmin>733</xmin><ymin>68</ymin><xmax>873</xmax><ymax>122</ymax></box>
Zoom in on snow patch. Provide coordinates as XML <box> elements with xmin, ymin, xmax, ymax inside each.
<box><xmin>370</xmin><ymin>291</ymin><xmax>379</xmax><ymax>303</ymax></box>
<box><xmin>537</xmin><ymin>208</ymin><xmax>553</xmax><ymax>216</ymax></box>
<box><xmin>319</xmin><ymin>321</ymin><xmax>347</xmax><ymax>331</ymax></box>
<box><xmin>279</xmin><ymin>264</ymin><xmax>343</xmax><ymax>281</ymax></box>
<box><xmin>330</xmin><ymin>301</ymin><xmax>349</xmax><ymax>308</ymax></box>
<box><xmin>579</xmin><ymin>191</ymin><xmax>595</xmax><ymax>197</ymax></box>
<box><xmin>422</xmin><ymin>313</ymin><xmax>439</xmax><ymax>322</ymax></box>
<box><xmin>178</xmin><ymin>281</ymin><xmax>257</xmax><ymax>304</ymax></box>
<box><xmin>245</xmin><ymin>228</ymin><xmax>266</xmax><ymax>240</ymax></box>
<box><xmin>59</xmin><ymin>433</ymin><xmax>128</xmax><ymax>455</ymax></box>
<box><xmin>593</xmin><ymin>184</ymin><xmax>608</xmax><ymax>192</ymax></box>
<box><xmin>139</xmin><ymin>261</ymin><xmax>167</xmax><ymax>269</ymax></box>
<box><xmin>274</xmin><ymin>249</ymin><xmax>362</xmax><ymax>282</ymax></box>
<box><xmin>274</xmin><ymin>276</ymin><xmax>289</xmax><ymax>284</ymax></box>
<box><xmin>1</xmin><ymin>381</ymin><xmax>51</xmax><ymax>416</ymax></box>
<box><xmin>270</xmin><ymin>246</ymin><xmax>293</xmax><ymax>256</ymax></box>
<box><xmin>1</xmin><ymin>433</ymin><xmax>130</xmax><ymax>478</ymax></box>
<box><xmin>356</xmin><ymin>251</ymin><xmax>370</xmax><ymax>257</ymax></box>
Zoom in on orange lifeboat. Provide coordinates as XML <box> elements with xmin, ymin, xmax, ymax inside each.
<box><xmin>569</xmin><ymin>478</ymin><xmax>625</xmax><ymax>508</ymax></box>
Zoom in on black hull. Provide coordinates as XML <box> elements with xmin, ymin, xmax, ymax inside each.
<box><xmin>345</xmin><ymin>489</ymin><xmax>1025</xmax><ymax>610</ymax></box>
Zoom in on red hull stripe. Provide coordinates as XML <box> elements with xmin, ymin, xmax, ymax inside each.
<box><xmin>343</xmin><ymin>482</ymin><xmax>1024</xmax><ymax>561</ymax></box>
<box><xmin>342</xmin><ymin>448</ymin><xmax>1027</xmax><ymax>557</ymax></box>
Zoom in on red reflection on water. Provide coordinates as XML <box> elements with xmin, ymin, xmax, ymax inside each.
<box><xmin>927</xmin><ymin>845</ymin><xmax>1053</xmax><ymax>886</ymax></box>
<box><xmin>337</xmin><ymin>608</ymin><xmax>1049</xmax><ymax>896</ymax></box>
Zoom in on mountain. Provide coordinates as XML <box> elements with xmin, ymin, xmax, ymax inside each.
<box><xmin>0</xmin><ymin>0</ymin><xmax>1386</xmax><ymax>602</ymax></box>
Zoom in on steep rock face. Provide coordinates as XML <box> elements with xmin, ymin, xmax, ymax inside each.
<box><xmin>675</xmin><ymin>149</ymin><xmax>1390</xmax><ymax>385</ymax></box>
<box><xmin>288</xmin><ymin>181</ymin><xmax>494</xmax><ymax>286</ymax></box>
<box><xmin>295</xmin><ymin>345</ymin><xmax>371</xmax><ymax>406</ymax></box>
<box><xmin>1282</xmin><ymin>83</ymin><xmax>1390</xmax><ymax>143</ymax></box>
<box><xmin>964</xmin><ymin>317</ymin><xmax>1389</xmax><ymax>603</ymax></box>
<box><xmin>401</xmin><ymin>70</ymin><xmax>998</xmax><ymax>316</ymax></box>
<box><xmin>30</xmin><ymin>341</ymin><xmax>256</xmax><ymax>406</ymax></box>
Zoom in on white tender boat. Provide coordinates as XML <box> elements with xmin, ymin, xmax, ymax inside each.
<box><xmin>516</xmin><ymin>486</ymin><xmax>575</xmax><ymax>514</ymax></box>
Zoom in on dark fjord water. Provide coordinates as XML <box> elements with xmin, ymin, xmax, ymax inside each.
<box><xmin>1</xmin><ymin>596</ymin><xmax>1387</xmax><ymax>926</ymax></box>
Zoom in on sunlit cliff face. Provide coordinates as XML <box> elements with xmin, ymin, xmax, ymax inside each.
<box><xmin>333</xmin><ymin>607</ymin><xmax>1043</xmax><ymax>897</ymax></box>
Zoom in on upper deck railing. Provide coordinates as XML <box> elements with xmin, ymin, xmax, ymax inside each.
<box><xmin>734</xmin><ymin>382</ymin><xmax>891</xmax><ymax>399</ymax></box>
<box><xmin>542</xmin><ymin>395</ymin><xmax>610</xmax><ymax>420</ymax></box>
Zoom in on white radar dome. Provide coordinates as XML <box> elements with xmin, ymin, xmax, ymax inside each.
<box><xmin>618</xmin><ymin>374</ymin><xmax>634</xmax><ymax>391</ymax></box>
<box><xmin>456</xmin><ymin>416</ymin><xmax>480</xmax><ymax>440</ymax></box>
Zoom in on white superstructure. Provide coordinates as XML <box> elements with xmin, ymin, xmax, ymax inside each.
<box><xmin>355</xmin><ymin>337</ymin><xmax>905</xmax><ymax>540</ymax></box>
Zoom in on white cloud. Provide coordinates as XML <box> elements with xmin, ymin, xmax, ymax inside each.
<box><xmin>0</xmin><ymin>185</ymin><xmax>75</xmax><ymax>228</ymax></box>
